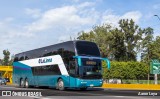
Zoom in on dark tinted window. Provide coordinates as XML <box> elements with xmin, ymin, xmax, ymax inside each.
<box><xmin>14</xmin><ymin>56</ymin><xmax>18</xmax><ymax>62</ymax></box>
<box><xmin>31</xmin><ymin>65</ymin><xmax>61</xmax><ymax>76</ymax></box>
<box><xmin>69</xmin><ymin>61</ymin><xmax>76</xmax><ymax>75</ymax></box>
<box><xmin>18</xmin><ymin>54</ymin><xmax>24</xmax><ymax>61</ymax></box>
<box><xmin>19</xmin><ymin>56</ymin><xmax>24</xmax><ymax>61</ymax></box>
<box><xmin>14</xmin><ymin>41</ymin><xmax>75</xmax><ymax>61</ymax></box>
<box><xmin>76</xmin><ymin>41</ymin><xmax>100</xmax><ymax>57</ymax></box>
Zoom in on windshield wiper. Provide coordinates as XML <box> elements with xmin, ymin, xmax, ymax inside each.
<box><xmin>80</xmin><ymin>54</ymin><xmax>91</xmax><ymax>56</ymax></box>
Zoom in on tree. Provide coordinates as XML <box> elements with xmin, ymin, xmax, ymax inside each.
<box><xmin>141</xmin><ymin>35</ymin><xmax>160</xmax><ymax>62</ymax></box>
<box><xmin>150</xmin><ymin>36</ymin><xmax>160</xmax><ymax>60</ymax></box>
<box><xmin>1</xmin><ymin>50</ymin><xmax>12</xmax><ymax>66</ymax></box>
<box><xmin>118</xmin><ymin>19</ymin><xmax>144</xmax><ymax>61</ymax></box>
<box><xmin>141</xmin><ymin>27</ymin><xmax>154</xmax><ymax>63</ymax></box>
<box><xmin>77</xmin><ymin>19</ymin><xmax>153</xmax><ymax>61</ymax></box>
<box><xmin>77</xmin><ymin>24</ymin><xmax>113</xmax><ymax>58</ymax></box>
<box><xmin>110</xmin><ymin>28</ymin><xmax>127</xmax><ymax>61</ymax></box>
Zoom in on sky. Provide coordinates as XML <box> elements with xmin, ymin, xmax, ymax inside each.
<box><xmin>0</xmin><ymin>0</ymin><xmax>160</xmax><ymax>58</ymax></box>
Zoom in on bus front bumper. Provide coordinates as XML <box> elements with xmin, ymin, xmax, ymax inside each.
<box><xmin>76</xmin><ymin>79</ymin><xmax>103</xmax><ymax>88</ymax></box>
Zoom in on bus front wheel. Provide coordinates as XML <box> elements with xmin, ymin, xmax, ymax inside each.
<box><xmin>80</xmin><ymin>87</ymin><xmax>87</xmax><ymax>91</ymax></box>
<box><xmin>57</xmin><ymin>79</ymin><xmax>65</xmax><ymax>91</ymax></box>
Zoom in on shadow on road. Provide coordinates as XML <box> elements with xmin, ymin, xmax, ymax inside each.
<box><xmin>66</xmin><ymin>88</ymin><xmax>104</xmax><ymax>91</ymax></box>
<box><xmin>27</xmin><ymin>86</ymin><xmax>104</xmax><ymax>92</ymax></box>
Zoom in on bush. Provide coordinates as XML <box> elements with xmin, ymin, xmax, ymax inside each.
<box><xmin>103</xmin><ymin>61</ymin><xmax>149</xmax><ymax>81</ymax></box>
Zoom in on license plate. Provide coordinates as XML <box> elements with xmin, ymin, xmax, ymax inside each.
<box><xmin>90</xmin><ymin>84</ymin><xmax>94</xmax><ymax>87</ymax></box>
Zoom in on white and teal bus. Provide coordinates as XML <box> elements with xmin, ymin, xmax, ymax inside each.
<box><xmin>13</xmin><ymin>40</ymin><xmax>110</xmax><ymax>90</ymax></box>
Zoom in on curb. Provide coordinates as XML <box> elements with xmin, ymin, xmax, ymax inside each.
<box><xmin>102</xmin><ymin>84</ymin><xmax>160</xmax><ymax>90</ymax></box>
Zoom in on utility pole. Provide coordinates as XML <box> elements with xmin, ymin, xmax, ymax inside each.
<box><xmin>153</xmin><ymin>15</ymin><xmax>160</xmax><ymax>85</ymax></box>
<box><xmin>154</xmin><ymin>15</ymin><xmax>160</xmax><ymax>21</ymax></box>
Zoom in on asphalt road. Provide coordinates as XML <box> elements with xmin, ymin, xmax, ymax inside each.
<box><xmin>0</xmin><ymin>85</ymin><xmax>160</xmax><ymax>99</ymax></box>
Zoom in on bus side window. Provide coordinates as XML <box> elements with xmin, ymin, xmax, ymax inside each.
<box><xmin>14</xmin><ymin>57</ymin><xmax>18</xmax><ymax>62</ymax></box>
<box><xmin>69</xmin><ymin>61</ymin><xmax>76</xmax><ymax>75</ymax></box>
<box><xmin>18</xmin><ymin>54</ymin><xmax>24</xmax><ymax>61</ymax></box>
<box><xmin>25</xmin><ymin>56</ymin><xmax>29</xmax><ymax>60</ymax></box>
<box><xmin>19</xmin><ymin>56</ymin><xmax>24</xmax><ymax>61</ymax></box>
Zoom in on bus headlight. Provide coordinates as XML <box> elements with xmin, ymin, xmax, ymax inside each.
<box><xmin>81</xmin><ymin>82</ymin><xmax>87</xmax><ymax>84</ymax></box>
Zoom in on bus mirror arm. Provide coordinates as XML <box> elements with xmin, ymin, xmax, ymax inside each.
<box><xmin>102</xmin><ymin>58</ymin><xmax>110</xmax><ymax>69</ymax></box>
<box><xmin>73</xmin><ymin>56</ymin><xmax>110</xmax><ymax>69</ymax></box>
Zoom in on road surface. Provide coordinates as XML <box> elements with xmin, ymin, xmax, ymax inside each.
<box><xmin>0</xmin><ymin>85</ymin><xmax>159</xmax><ymax>99</ymax></box>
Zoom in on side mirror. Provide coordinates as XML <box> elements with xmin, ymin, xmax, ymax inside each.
<box><xmin>102</xmin><ymin>58</ymin><xmax>110</xmax><ymax>69</ymax></box>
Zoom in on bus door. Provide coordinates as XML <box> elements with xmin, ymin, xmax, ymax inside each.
<box><xmin>32</xmin><ymin>67</ymin><xmax>39</xmax><ymax>86</ymax></box>
<box><xmin>69</xmin><ymin>61</ymin><xmax>76</xmax><ymax>87</ymax></box>
<box><xmin>34</xmin><ymin>76</ymin><xmax>39</xmax><ymax>86</ymax></box>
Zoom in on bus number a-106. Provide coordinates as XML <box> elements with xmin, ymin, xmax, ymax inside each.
<box><xmin>86</xmin><ymin>61</ymin><xmax>96</xmax><ymax>65</ymax></box>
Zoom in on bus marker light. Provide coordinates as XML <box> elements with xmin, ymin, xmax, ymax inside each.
<box><xmin>90</xmin><ymin>84</ymin><xmax>94</xmax><ymax>87</ymax></box>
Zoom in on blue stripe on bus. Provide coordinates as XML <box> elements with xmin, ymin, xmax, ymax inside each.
<box><xmin>13</xmin><ymin>62</ymin><xmax>31</xmax><ymax>70</ymax></box>
<box><xmin>14</xmin><ymin>66</ymin><xmax>31</xmax><ymax>70</ymax></box>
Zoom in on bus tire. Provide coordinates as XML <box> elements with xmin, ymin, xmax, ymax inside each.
<box><xmin>20</xmin><ymin>79</ymin><xmax>24</xmax><ymax>88</ymax></box>
<box><xmin>80</xmin><ymin>87</ymin><xmax>87</xmax><ymax>91</ymax></box>
<box><xmin>25</xmin><ymin>79</ymin><xmax>29</xmax><ymax>88</ymax></box>
<box><xmin>57</xmin><ymin>79</ymin><xmax>65</xmax><ymax>91</ymax></box>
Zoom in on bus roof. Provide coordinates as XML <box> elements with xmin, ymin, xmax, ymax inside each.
<box><xmin>14</xmin><ymin>40</ymin><xmax>95</xmax><ymax>56</ymax></box>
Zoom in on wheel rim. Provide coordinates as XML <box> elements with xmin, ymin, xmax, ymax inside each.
<box><xmin>20</xmin><ymin>80</ymin><xmax>24</xmax><ymax>87</ymax></box>
<box><xmin>25</xmin><ymin>80</ymin><xmax>28</xmax><ymax>88</ymax></box>
<box><xmin>58</xmin><ymin>80</ymin><xmax>64</xmax><ymax>89</ymax></box>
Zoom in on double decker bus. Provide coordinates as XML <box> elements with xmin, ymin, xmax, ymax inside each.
<box><xmin>13</xmin><ymin>40</ymin><xmax>110</xmax><ymax>90</ymax></box>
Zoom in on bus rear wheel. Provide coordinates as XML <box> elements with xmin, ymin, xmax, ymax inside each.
<box><xmin>25</xmin><ymin>79</ymin><xmax>29</xmax><ymax>88</ymax></box>
<box><xmin>57</xmin><ymin>79</ymin><xmax>65</xmax><ymax>91</ymax></box>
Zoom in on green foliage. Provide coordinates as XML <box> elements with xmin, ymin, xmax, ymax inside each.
<box><xmin>110</xmin><ymin>28</ymin><xmax>126</xmax><ymax>61</ymax></box>
<box><xmin>141</xmin><ymin>27</ymin><xmax>154</xmax><ymax>63</ymax></box>
<box><xmin>1</xmin><ymin>50</ymin><xmax>13</xmax><ymax>66</ymax></box>
<box><xmin>118</xmin><ymin>19</ymin><xmax>144</xmax><ymax>61</ymax></box>
<box><xmin>141</xmin><ymin>36</ymin><xmax>160</xmax><ymax>63</ymax></box>
<box><xmin>77</xmin><ymin>19</ymin><xmax>153</xmax><ymax>61</ymax></box>
<box><xmin>77</xmin><ymin>24</ymin><xmax>113</xmax><ymax>57</ymax></box>
<box><xmin>103</xmin><ymin>61</ymin><xmax>149</xmax><ymax>80</ymax></box>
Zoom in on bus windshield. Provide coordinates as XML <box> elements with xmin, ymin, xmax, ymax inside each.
<box><xmin>76</xmin><ymin>41</ymin><xmax>100</xmax><ymax>57</ymax></box>
<box><xmin>78</xmin><ymin>64</ymin><xmax>102</xmax><ymax>79</ymax></box>
<box><xmin>78</xmin><ymin>58</ymin><xmax>102</xmax><ymax>79</ymax></box>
